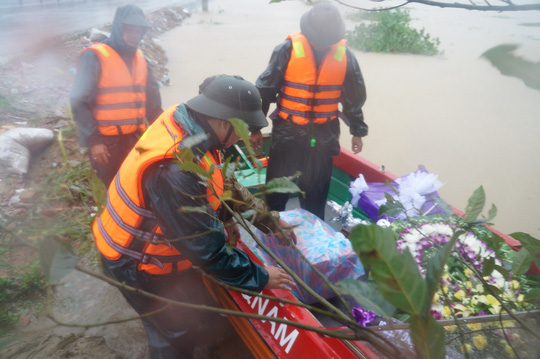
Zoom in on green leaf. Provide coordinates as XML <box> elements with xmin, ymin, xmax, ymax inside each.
<box><xmin>464</xmin><ymin>186</ymin><xmax>485</xmax><ymax>223</ymax></box>
<box><xmin>482</xmin><ymin>256</ymin><xmax>496</xmax><ymax>277</ymax></box>
<box><xmin>221</xmin><ymin>153</ymin><xmax>235</xmax><ymax>178</ymax></box>
<box><xmin>511</xmin><ymin>249</ymin><xmax>534</xmax><ymax>275</ymax></box>
<box><xmin>220</xmin><ymin>190</ymin><xmax>232</xmax><ymax>202</ymax></box>
<box><xmin>265</xmin><ymin>176</ymin><xmax>302</xmax><ymax>195</ymax></box>
<box><xmin>336</xmin><ymin>279</ymin><xmax>396</xmax><ymax>317</ymax></box>
<box><xmin>39</xmin><ymin>236</ymin><xmax>78</xmax><ymax>283</ymax></box>
<box><xmin>511</xmin><ymin>232</ymin><xmax>540</xmax><ymax>253</ymax></box>
<box><xmin>179</xmin><ymin>160</ymin><xmax>213</xmax><ymax>178</ymax></box>
<box><xmin>424</xmin><ymin>233</ymin><xmax>460</xmax><ymax>314</ymax></box>
<box><xmin>510</xmin><ymin>232</ymin><xmax>540</xmax><ymax>271</ymax></box>
<box><xmin>349</xmin><ymin>224</ymin><xmax>427</xmax><ymax>315</ymax></box>
<box><xmin>379</xmin><ymin>201</ymin><xmax>404</xmax><ymax>218</ymax></box>
<box><xmin>523</xmin><ymin>288</ymin><xmax>540</xmax><ymax>306</ymax></box>
<box><xmin>486</xmin><ymin>204</ymin><xmax>497</xmax><ymax>221</ymax></box>
<box><xmin>228</xmin><ymin>118</ymin><xmax>250</xmax><ymax>149</ymax></box>
<box><xmin>410</xmin><ymin>314</ymin><xmax>446</xmax><ymax>359</ymax></box>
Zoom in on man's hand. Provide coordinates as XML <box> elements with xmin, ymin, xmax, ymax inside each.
<box><xmin>352</xmin><ymin>136</ymin><xmax>363</xmax><ymax>154</ymax></box>
<box><xmin>249</xmin><ymin>130</ymin><xmax>263</xmax><ymax>150</ymax></box>
<box><xmin>264</xmin><ymin>266</ymin><xmax>295</xmax><ymax>290</ymax></box>
<box><xmin>90</xmin><ymin>143</ymin><xmax>111</xmax><ymax>165</ymax></box>
<box><xmin>272</xmin><ymin>218</ymin><xmax>297</xmax><ymax>245</ymax></box>
<box><xmin>224</xmin><ymin>219</ymin><xmax>241</xmax><ymax>246</ymax></box>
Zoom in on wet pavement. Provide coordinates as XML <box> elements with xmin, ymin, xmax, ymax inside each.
<box><xmin>0</xmin><ymin>0</ymin><xmax>201</xmax><ymax>61</ymax></box>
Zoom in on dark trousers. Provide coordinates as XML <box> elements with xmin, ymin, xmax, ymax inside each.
<box><xmin>100</xmin><ymin>257</ymin><xmax>235</xmax><ymax>359</ymax></box>
<box><xmin>265</xmin><ymin>139</ymin><xmax>333</xmax><ymax>220</ymax></box>
<box><xmin>89</xmin><ymin>134</ymin><xmax>139</xmax><ymax>188</ymax></box>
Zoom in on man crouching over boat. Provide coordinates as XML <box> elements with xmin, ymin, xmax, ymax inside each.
<box><xmin>92</xmin><ymin>74</ymin><xmax>296</xmax><ymax>358</ymax></box>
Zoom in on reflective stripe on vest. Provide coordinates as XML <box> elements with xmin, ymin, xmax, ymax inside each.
<box><xmin>277</xmin><ymin>33</ymin><xmax>347</xmax><ymax>125</ymax></box>
<box><xmin>92</xmin><ymin>104</ymin><xmax>224</xmax><ymax>275</ymax></box>
<box><xmin>84</xmin><ymin>43</ymin><xmax>148</xmax><ymax>136</ymax></box>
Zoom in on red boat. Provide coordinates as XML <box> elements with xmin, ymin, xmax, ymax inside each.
<box><xmin>205</xmin><ymin>141</ymin><xmax>534</xmax><ymax>358</ymax></box>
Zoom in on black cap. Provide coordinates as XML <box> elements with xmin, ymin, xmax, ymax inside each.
<box><xmin>300</xmin><ymin>2</ymin><xmax>345</xmax><ymax>47</ymax></box>
<box><xmin>186</xmin><ymin>75</ymin><xmax>268</xmax><ymax>128</ymax></box>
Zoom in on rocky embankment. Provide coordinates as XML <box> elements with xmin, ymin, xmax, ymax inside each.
<box><xmin>0</xmin><ymin>6</ymin><xmax>189</xmax><ymax>359</ymax></box>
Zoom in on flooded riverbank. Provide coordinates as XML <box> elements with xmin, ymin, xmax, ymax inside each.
<box><xmin>160</xmin><ymin>0</ymin><xmax>540</xmax><ymax>238</ymax></box>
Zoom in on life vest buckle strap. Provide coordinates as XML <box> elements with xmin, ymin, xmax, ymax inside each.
<box><xmin>309</xmin><ymin>84</ymin><xmax>320</xmax><ymax>92</ymax></box>
<box><xmin>140</xmin><ymin>253</ymin><xmax>165</xmax><ymax>269</ymax></box>
<box><xmin>141</xmin><ymin>253</ymin><xmax>150</xmax><ymax>264</ymax></box>
<box><xmin>151</xmin><ymin>235</ymin><xmax>173</xmax><ymax>249</ymax></box>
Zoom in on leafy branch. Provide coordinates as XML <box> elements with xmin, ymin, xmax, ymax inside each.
<box><xmin>334</xmin><ymin>0</ymin><xmax>540</xmax><ymax>12</ymax></box>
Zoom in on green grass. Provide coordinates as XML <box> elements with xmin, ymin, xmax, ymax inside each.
<box><xmin>0</xmin><ymin>262</ymin><xmax>47</xmax><ymax>335</ymax></box>
<box><xmin>0</xmin><ymin>131</ymin><xmax>104</xmax><ymax>335</ymax></box>
<box><xmin>345</xmin><ymin>9</ymin><xmax>440</xmax><ymax>55</ymax></box>
<box><xmin>0</xmin><ymin>94</ymin><xmax>15</xmax><ymax>111</ymax></box>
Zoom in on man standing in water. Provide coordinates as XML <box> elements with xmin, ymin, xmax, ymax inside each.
<box><xmin>93</xmin><ymin>74</ymin><xmax>296</xmax><ymax>358</ymax></box>
<box><xmin>71</xmin><ymin>4</ymin><xmax>162</xmax><ymax>187</ymax></box>
<box><xmin>251</xmin><ymin>2</ymin><xmax>368</xmax><ymax>220</ymax></box>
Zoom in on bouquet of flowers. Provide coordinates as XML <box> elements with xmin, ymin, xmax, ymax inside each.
<box><xmin>390</xmin><ymin>216</ymin><xmax>536</xmax><ymax>358</ymax></box>
<box><xmin>392</xmin><ymin>217</ymin><xmax>530</xmax><ymax>317</ymax></box>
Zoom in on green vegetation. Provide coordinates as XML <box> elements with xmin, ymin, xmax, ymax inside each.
<box><xmin>345</xmin><ymin>9</ymin><xmax>440</xmax><ymax>55</ymax></box>
<box><xmin>0</xmin><ymin>263</ymin><xmax>47</xmax><ymax>335</ymax></box>
<box><xmin>0</xmin><ymin>129</ymin><xmax>104</xmax><ymax>335</ymax></box>
<box><xmin>0</xmin><ymin>94</ymin><xmax>15</xmax><ymax>111</ymax></box>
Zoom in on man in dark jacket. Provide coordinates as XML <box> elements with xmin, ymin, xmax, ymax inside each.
<box><xmin>251</xmin><ymin>2</ymin><xmax>368</xmax><ymax>220</ymax></box>
<box><xmin>95</xmin><ymin>75</ymin><xmax>296</xmax><ymax>358</ymax></box>
<box><xmin>70</xmin><ymin>4</ymin><xmax>163</xmax><ymax>187</ymax></box>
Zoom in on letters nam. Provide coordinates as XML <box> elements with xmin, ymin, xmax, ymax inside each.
<box><xmin>242</xmin><ymin>294</ymin><xmax>299</xmax><ymax>354</ymax></box>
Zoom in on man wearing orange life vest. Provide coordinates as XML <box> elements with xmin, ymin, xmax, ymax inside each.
<box><xmin>94</xmin><ymin>75</ymin><xmax>296</xmax><ymax>358</ymax></box>
<box><xmin>70</xmin><ymin>4</ymin><xmax>162</xmax><ymax>187</ymax></box>
<box><xmin>251</xmin><ymin>2</ymin><xmax>368</xmax><ymax>220</ymax></box>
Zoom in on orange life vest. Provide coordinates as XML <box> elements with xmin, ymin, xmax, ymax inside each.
<box><xmin>92</xmin><ymin>104</ymin><xmax>224</xmax><ymax>275</ymax></box>
<box><xmin>276</xmin><ymin>33</ymin><xmax>347</xmax><ymax>125</ymax></box>
<box><xmin>83</xmin><ymin>43</ymin><xmax>148</xmax><ymax>136</ymax></box>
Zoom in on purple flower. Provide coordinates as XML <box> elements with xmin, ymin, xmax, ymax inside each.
<box><xmin>352</xmin><ymin>306</ymin><xmax>377</xmax><ymax>327</ymax></box>
<box><xmin>430</xmin><ymin>309</ymin><xmax>442</xmax><ymax>320</ymax></box>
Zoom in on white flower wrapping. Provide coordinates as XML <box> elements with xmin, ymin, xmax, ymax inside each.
<box><xmin>349</xmin><ymin>166</ymin><xmax>446</xmax><ymax>221</ymax></box>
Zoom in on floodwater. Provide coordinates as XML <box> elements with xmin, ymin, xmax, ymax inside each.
<box><xmin>160</xmin><ymin>0</ymin><xmax>540</xmax><ymax>238</ymax></box>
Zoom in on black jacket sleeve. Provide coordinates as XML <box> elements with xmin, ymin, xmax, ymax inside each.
<box><xmin>342</xmin><ymin>47</ymin><xmax>368</xmax><ymax>137</ymax></box>
<box><xmin>255</xmin><ymin>40</ymin><xmax>291</xmax><ymax>119</ymax></box>
<box><xmin>143</xmin><ymin>161</ymin><xmax>270</xmax><ymax>292</ymax></box>
<box><xmin>255</xmin><ymin>40</ymin><xmax>368</xmax><ymax>137</ymax></box>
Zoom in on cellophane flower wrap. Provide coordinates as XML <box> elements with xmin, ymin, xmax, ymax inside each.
<box><xmin>349</xmin><ymin>166</ymin><xmax>448</xmax><ymax>222</ymax></box>
<box><xmin>253</xmin><ymin>209</ymin><xmax>365</xmax><ymax>304</ymax></box>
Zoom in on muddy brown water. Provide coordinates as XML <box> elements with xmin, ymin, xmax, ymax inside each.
<box><xmin>161</xmin><ymin>0</ymin><xmax>540</xmax><ymax>239</ymax></box>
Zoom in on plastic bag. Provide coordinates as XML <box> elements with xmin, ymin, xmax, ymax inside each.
<box><xmin>253</xmin><ymin>209</ymin><xmax>365</xmax><ymax>304</ymax></box>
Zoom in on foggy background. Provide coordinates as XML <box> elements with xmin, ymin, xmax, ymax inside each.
<box><xmin>0</xmin><ymin>0</ymin><xmax>199</xmax><ymax>61</ymax></box>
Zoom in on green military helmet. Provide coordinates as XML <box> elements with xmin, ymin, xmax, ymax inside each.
<box><xmin>300</xmin><ymin>2</ymin><xmax>345</xmax><ymax>47</ymax></box>
<box><xmin>186</xmin><ymin>75</ymin><xmax>268</xmax><ymax>128</ymax></box>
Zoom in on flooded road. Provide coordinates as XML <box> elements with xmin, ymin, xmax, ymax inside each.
<box><xmin>0</xmin><ymin>0</ymin><xmax>200</xmax><ymax>60</ymax></box>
